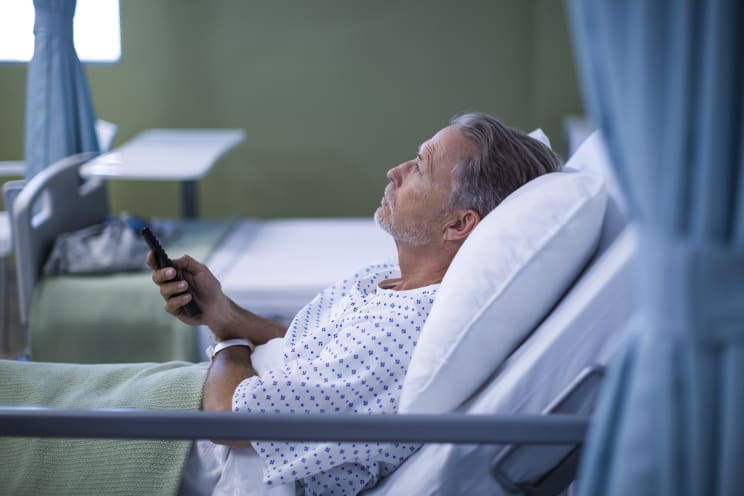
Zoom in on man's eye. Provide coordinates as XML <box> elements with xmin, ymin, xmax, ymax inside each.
<box><xmin>414</xmin><ymin>163</ymin><xmax>421</xmax><ymax>173</ymax></box>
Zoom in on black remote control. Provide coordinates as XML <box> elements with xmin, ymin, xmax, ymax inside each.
<box><xmin>141</xmin><ymin>226</ymin><xmax>202</xmax><ymax>318</ymax></box>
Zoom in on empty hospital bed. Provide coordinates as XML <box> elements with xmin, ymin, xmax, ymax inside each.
<box><xmin>0</xmin><ymin>130</ymin><xmax>636</xmax><ymax>495</ymax></box>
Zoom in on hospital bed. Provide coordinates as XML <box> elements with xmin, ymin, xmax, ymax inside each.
<box><xmin>1</xmin><ymin>130</ymin><xmax>635</xmax><ymax>494</ymax></box>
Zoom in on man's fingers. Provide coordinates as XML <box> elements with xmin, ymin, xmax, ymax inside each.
<box><xmin>151</xmin><ymin>266</ymin><xmax>177</xmax><ymax>284</ymax></box>
<box><xmin>164</xmin><ymin>292</ymin><xmax>193</xmax><ymax>315</ymax></box>
<box><xmin>159</xmin><ymin>279</ymin><xmax>189</xmax><ymax>299</ymax></box>
<box><xmin>149</xmin><ymin>250</ymin><xmax>203</xmax><ymax>322</ymax></box>
<box><xmin>174</xmin><ymin>254</ymin><xmax>203</xmax><ymax>273</ymax></box>
<box><xmin>149</xmin><ymin>252</ymin><xmax>200</xmax><ymax>279</ymax></box>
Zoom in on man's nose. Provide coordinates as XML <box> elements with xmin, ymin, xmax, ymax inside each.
<box><xmin>386</xmin><ymin>162</ymin><xmax>407</xmax><ymax>187</ymax></box>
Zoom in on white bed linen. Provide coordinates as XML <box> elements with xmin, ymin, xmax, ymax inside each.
<box><xmin>366</xmin><ymin>227</ymin><xmax>637</xmax><ymax>495</ymax></box>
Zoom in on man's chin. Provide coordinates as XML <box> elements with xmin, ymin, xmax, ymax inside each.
<box><xmin>374</xmin><ymin>209</ymin><xmax>393</xmax><ymax>236</ymax></box>
<box><xmin>374</xmin><ymin>214</ymin><xmax>432</xmax><ymax>247</ymax></box>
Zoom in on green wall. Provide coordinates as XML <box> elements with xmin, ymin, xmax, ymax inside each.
<box><xmin>0</xmin><ymin>0</ymin><xmax>583</xmax><ymax>219</ymax></box>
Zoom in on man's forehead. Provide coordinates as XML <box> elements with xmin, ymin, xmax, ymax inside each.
<box><xmin>417</xmin><ymin>135</ymin><xmax>434</xmax><ymax>156</ymax></box>
<box><xmin>418</xmin><ymin>126</ymin><xmax>449</xmax><ymax>156</ymax></box>
<box><xmin>419</xmin><ymin>125</ymin><xmax>474</xmax><ymax>163</ymax></box>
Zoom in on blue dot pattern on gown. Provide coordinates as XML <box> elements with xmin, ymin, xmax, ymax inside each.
<box><xmin>232</xmin><ymin>261</ymin><xmax>439</xmax><ymax>496</ymax></box>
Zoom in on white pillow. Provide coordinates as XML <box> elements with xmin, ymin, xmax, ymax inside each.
<box><xmin>399</xmin><ymin>170</ymin><xmax>607</xmax><ymax>413</ymax></box>
<box><xmin>564</xmin><ymin>131</ymin><xmax>621</xmax><ymax>206</ymax></box>
<box><xmin>564</xmin><ymin>130</ymin><xmax>628</xmax><ymax>252</ymax></box>
<box><xmin>528</xmin><ymin>128</ymin><xmax>551</xmax><ymax>149</ymax></box>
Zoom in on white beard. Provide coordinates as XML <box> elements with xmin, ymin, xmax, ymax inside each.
<box><xmin>374</xmin><ymin>191</ymin><xmax>433</xmax><ymax>247</ymax></box>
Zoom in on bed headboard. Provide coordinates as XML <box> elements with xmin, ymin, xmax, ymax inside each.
<box><xmin>12</xmin><ymin>153</ymin><xmax>109</xmax><ymax>328</ymax></box>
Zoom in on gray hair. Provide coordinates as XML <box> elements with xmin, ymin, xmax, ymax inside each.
<box><xmin>449</xmin><ymin>112</ymin><xmax>563</xmax><ymax>218</ymax></box>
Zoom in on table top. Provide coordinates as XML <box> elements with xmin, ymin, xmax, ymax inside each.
<box><xmin>79</xmin><ymin>129</ymin><xmax>245</xmax><ymax>180</ymax></box>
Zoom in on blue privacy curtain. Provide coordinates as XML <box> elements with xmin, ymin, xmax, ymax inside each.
<box><xmin>567</xmin><ymin>1</ymin><xmax>744</xmax><ymax>495</ymax></box>
<box><xmin>24</xmin><ymin>0</ymin><xmax>99</xmax><ymax>179</ymax></box>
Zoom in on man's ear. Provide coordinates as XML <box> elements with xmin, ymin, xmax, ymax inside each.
<box><xmin>443</xmin><ymin>209</ymin><xmax>480</xmax><ymax>242</ymax></box>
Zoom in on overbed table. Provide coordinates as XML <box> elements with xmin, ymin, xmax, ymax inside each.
<box><xmin>80</xmin><ymin>129</ymin><xmax>245</xmax><ymax>218</ymax></box>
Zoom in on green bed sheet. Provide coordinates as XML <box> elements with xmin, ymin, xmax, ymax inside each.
<box><xmin>0</xmin><ymin>359</ymin><xmax>208</xmax><ymax>495</ymax></box>
<box><xmin>28</xmin><ymin>219</ymin><xmax>236</xmax><ymax>363</ymax></box>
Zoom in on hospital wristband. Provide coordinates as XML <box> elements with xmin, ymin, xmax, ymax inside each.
<box><xmin>206</xmin><ymin>338</ymin><xmax>255</xmax><ymax>360</ymax></box>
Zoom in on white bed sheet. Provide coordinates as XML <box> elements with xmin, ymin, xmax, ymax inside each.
<box><xmin>207</xmin><ymin>218</ymin><xmax>396</xmax><ymax>321</ymax></box>
<box><xmin>366</xmin><ymin>227</ymin><xmax>637</xmax><ymax>495</ymax></box>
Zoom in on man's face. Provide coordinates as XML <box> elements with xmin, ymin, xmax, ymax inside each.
<box><xmin>375</xmin><ymin>125</ymin><xmax>477</xmax><ymax>246</ymax></box>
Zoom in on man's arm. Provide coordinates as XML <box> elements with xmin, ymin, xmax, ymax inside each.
<box><xmin>203</xmin><ymin>346</ymin><xmax>256</xmax><ymax>412</ymax></box>
<box><xmin>202</xmin><ymin>345</ymin><xmax>257</xmax><ymax>448</ymax></box>
<box><xmin>208</xmin><ymin>297</ymin><xmax>287</xmax><ymax>345</ymax></box>
<box><xmin>148</xmin><ymin>251</ymin><xmax>287</xmax><ymax>447</ymax></box>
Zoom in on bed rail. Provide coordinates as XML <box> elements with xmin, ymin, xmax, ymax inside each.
<box><xmin>0</xmin><ymin>409</ymin><xmax>587</xmax><ymax>445</ymax></box>
<box><xmin>12</xmin><ymin>152</ymin><xmax>107</xmax><ymax>329</ymax></box>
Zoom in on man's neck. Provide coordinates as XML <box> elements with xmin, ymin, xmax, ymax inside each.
<box><xmin>391</xmin><ymin>242</ymin><xmax>457</xmax><ymax>291</ymax></box>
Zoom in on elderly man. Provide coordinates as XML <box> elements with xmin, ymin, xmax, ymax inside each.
<box><xmin>150</xmin><ymin>112</ymin><xmax>561</xmax><ymax>495</ymax></box>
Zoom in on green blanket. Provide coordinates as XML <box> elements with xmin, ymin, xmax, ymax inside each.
<box><xmin>29</xmin><ymin>219</ymin><xmax>236</xmax><ymax>363</ymax></box>
<box><xmin>0</xmin><ymin>359</ymin><xmax>208</xmax><ymax>496</ymax></box>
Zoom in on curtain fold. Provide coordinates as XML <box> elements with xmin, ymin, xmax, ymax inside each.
<box><xmin>567</xmin><ymin>0</ymin><xmax>744</xmax><ymax>494</ymax></box>
<box><xmin>24</xmin><ymin>0</ymin><xmax>99</xmax><ymax>180</ymax></box>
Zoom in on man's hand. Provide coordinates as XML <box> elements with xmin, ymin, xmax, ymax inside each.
<box><xmin>147</xmin><ymin>251</ymin><xmax>288</xmax><ymax>344</ymax></box>
<box><xmin>147</xmin><ymin>252</ymin><xmax>231</xmax><ymax>330</ymax></box>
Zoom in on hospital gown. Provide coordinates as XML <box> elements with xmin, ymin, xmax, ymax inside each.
<box><xmin>232</xmin><ymin>261</ymin><xmax>439</xmax><ymax>496</ymax></box>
